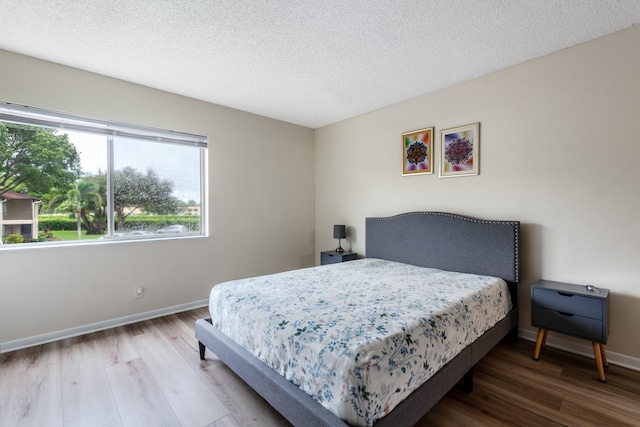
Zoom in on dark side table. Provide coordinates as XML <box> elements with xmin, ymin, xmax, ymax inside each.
<box><xmin>531</xmin><ymin>279</ymin><xmax>610</xmax><ymax>381</ymax></box>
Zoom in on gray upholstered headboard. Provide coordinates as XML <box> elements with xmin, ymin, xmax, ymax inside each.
<box><xmin>366</xmin><ymin>212</ymin><xmax>520</xmax><ymax>283</ymax></box>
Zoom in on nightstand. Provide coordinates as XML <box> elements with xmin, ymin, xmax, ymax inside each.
<box><xmin>531</xmin><ymin>279</ymin><xmax>610</xmax><ymax>381</ymax></box>
<box><xmin>320</xmin><ymin>250</ymin><xmax>357</xmax><ymax>265</ymax></box>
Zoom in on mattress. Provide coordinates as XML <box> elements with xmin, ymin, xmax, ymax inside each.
<box><xmin>208</xmin><ymin>258</ymin><xmax>512</xmax><ymax>426</ymax></box>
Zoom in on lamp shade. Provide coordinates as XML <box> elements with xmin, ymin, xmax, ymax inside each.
<box><xmin>333</xmin><ymin>225</ymin><xmax>346</xmax><ymax>239</ymax></box>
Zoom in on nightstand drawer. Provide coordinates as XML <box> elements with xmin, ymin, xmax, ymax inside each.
<box><xmin>532</xmin><ymin>288</ymin><xmax>603</xmax><ymax>320</ymax></box>
<box><xmin>321</xmin><ymin>251</ymin><xmax>357</xmax><ymax>265</ymax></box>
<box><xmin>321</xmin><ymin>252</ymin><xmax>342</xmax><ymax>264</ymax></box>
<box><xmin>532</xmin><ymin>307</ymin><xmax>606</xmax><ymax>342</ymax></box>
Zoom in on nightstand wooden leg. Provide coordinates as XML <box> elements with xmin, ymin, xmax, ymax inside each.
<box><xmin>533</xmin><ymin>328</ymin><xmax>546</xmax><ymax>360</ymax></box>
<box><xmin>593</xmin><ymin>342</ymin><xmax>606</xmax><ymax>382</ymax></box>
<box><xmin>599</xmin><ymin>343</ymin><xmax>608</xmax><ymax>368</ymax></box>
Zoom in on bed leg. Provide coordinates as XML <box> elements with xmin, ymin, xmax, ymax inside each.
<box><xmin>460</xmin><ymin>368</ymin><xmax>473</xmax><ymax>394</ymax></box>
<box><xmin>508</xmin><ymin>325</ymin><xmax>519</xmax><ymax>340</ymax></box>
<box><xmin>199</xmin><ymin>341</ymin><xmax>206</xmax><ymax>360</ymax></box>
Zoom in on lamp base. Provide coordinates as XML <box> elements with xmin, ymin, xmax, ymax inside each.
<box><xmin>335</xmin><ymin>239</ymin><xmax>344</xmax><ymax>253</ymax></box>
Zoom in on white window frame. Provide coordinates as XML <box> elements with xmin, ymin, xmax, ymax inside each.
<box><xmin>0</xmin><ymin>102</ymin><xmax>207</xmax><ymax>246</ymax></box>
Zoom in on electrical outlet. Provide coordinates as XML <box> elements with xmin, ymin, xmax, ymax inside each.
<box><xmin>134</xmin><ymin>286</ymin><xmax>144</xmax><ymax>299</ymax></box>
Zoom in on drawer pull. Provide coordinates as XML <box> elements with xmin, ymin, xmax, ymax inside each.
<box><xmin>558</xmin><ymin>311</ymin><xmax>574</xmax><ymax>317</ymax></box>
<box><xmin>557</xmin><ymin>292</ymin><xmax>573</xmax><ymax>297</ymax></box>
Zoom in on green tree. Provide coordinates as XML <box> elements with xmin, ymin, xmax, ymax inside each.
<box><xmin>0</xmin><ymin>122</ymin><xmax>81</xmax><ymax>196</ymax></box>
<box><xmin>113</xmin><ymin>167</ymin><xmax>181</xmax><ymax>228</ymax></box>
<box><xmin>81</xmin><ymin>173</ymin><xmax>108</xmax><ymax>234</ymax></box>
<box><xmin>53</xmin><ymin>180</ymin><xmax>106</xmax><ymax>236</ymax></box>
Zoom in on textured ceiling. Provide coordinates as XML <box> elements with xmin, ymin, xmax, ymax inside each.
<box><xmin>0</xmin><ymin>1</ymin><xmax>639</xmax><ymax>129</ymax></box>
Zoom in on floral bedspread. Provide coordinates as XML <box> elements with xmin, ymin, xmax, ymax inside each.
<box><xmin>208</xmin><ymin>258</ymin><xmax>512</xmax><ymax>426</ymax></box>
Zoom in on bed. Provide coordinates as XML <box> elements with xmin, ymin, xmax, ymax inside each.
<box><xmin>196</xmin><ymin>212</ymin><xmax>520</xmax><ymax>426</ymax></box>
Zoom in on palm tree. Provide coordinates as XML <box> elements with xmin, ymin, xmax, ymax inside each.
<box><xmin>54</xmin><ymin>180</ymin><xmax>105</xmax><ymax>237</ymax></box>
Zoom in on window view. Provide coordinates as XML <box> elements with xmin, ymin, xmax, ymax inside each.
<box><xmin>0</xmin><ymin>103</ymin><xmax>206</xmax><ymax>246</ymax></box>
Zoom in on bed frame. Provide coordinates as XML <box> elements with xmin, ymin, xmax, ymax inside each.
<box><xmin>196</xmin><ymin>212</ymin><xmax>520</xmax><ymax>426</ymax></box>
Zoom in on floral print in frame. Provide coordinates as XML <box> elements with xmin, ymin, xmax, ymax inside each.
<box><xmin>402</xmin><ymin>127</ymin><xmax>433</xmax><ymax>175</ymax></box>
<box><xmin>440</xmin><ymin>123</ymin><xmax>480</xmax><ymax>177</ymax></box>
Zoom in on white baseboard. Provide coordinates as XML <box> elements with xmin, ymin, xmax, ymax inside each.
<box><xmin>519</xmin><ymin>328</ymin><xmax>640</xmax><ymax>372</ymax></box>
<box><xmin>0</xmin><ymin>299</ymin><xmax>209</xmax><ymax>354</ymax></box>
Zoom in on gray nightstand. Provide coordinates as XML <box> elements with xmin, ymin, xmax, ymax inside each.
<box><xmin>320</xmin><ymin>250</ymin><xmax>357</xmax><ymax>265</ymax></box>
<box><xmin>531</xmin><ymin>279</ymin><xmax>610</xmax><ymax>381</ymax></box>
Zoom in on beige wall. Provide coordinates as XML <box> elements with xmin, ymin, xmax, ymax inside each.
<box><xmin>2</xmin><ymin>25</ymin><xmax>639</xmax><ymax>365</ymax></box>
<box><xmin>0</xmin><ymin>50</ymin><xmax>315</xmax><ymax>344</ymax></box>
<box><xmin>315</xmin><ymin>26</ymin><xmax>640</xmax><ymax>362</ymax></box>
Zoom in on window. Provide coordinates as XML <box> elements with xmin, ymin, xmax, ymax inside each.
<box><xmin>0</xmin><ymin>102</ymin><xmax>207</xmax><ymax>246</ymax></box>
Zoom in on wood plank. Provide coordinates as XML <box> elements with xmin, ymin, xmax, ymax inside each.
<box><xmin>474</xmin><ymin>357</ymin><xmax>566</xmax><ymax>412</ymax></box>
<box><xmin>176</xmin><ymin>306</ymin><xmax>209</xmax><ymax>325</ymax></box>
<box><xmin>413</xmin><ymin>387</ymin><xmax>482</xmax><ymax>426</ymax></box>
<box><xmin>561</xmin><ymin>392</ymin><xmax>640</xmax><ymax>426</ymax></box>
<box><xmin>95</xmin><ymin>325</ymin><xmax>140</xmax><ymax>368</ymax></box>
<box><xmin>131</xmin><ymin>324</ymin><xmax>230</xmax><ymax>426</ymax></box>
<box><xmin>105</xmin><ymin>358</ymin><xmax>181</xmax><ymax>427</ymax></box>
<box><xmin>205</xmin><ymin>413</ymin><xmax>243</xmax><ymax>427</ymax></box>
<box><xmin>154</xmin><ymin>314</ymin><xmax>221</xmax><ymax>369</ymax></box>
<box><xmin>60</xmin><ymin>340</ymin><xmax>122</xmax><ymax>427</ymax></box>
<box><xmin>201</xmin><ymin>362</ymin><xmax>292</xmax><ymax>427</ymax></box>
<box><xmin>472</xmin><ymin>392</ymin><xmax>565</xmax><ymax>427</ymax></box>
<box><xmin>0</xmin><ymin>342</ymin><xmax>64</xmax><ymax>427</ymax></box>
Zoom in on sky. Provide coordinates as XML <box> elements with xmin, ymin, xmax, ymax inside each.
<box><xmin>64</xmin><ymin>130</ymin><xmax>201</xmax><ymax>203</ymax></box>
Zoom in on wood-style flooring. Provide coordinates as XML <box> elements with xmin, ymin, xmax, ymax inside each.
<box><xmin>1</xmin><ymin>307</ymin><xmax>639</xmax><ymax>426</ymax></box>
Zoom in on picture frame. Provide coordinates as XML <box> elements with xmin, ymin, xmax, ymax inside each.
<box><xmin>402</xmin><ymin>127</ymin><xmax>433</xmax><ymax>175</ymax></box>
<box><xmin>439</xmin><ymin>123</ymin><xmax>480</xmax><ymax>178</ymax></box>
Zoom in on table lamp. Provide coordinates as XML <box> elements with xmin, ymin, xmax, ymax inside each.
<box><xmin>333</xmin><ymin>224</ymin><xmax>346</xmax><ymax>253</ymax></box>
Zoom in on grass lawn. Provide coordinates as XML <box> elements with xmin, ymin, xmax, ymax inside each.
<box><xmin>49</xmin><ymin>230</ymin><xmax>105</xmax><ymax>241</ymax></box>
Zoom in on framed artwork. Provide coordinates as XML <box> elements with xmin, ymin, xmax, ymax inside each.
<box><xmin>402</xmin><ymin>127</ymin><xmax>433</xmax><ymax>175</ymax></box>
<box><xmin>439</xmin><ymin>123</ymin><xmax>480</xmax><ymax>177</ymax></box>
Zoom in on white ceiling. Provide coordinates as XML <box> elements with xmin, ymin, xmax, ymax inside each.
<box><xmin>1</xmin><ymin>1</ymin><xmax>639</xmax><ymax>129</ymax></box>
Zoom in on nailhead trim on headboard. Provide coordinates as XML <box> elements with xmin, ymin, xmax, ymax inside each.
<box><xmin>365</xmin><ymin>211</ymin><xmax>520</xmax><ymax>283</ymax></box>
